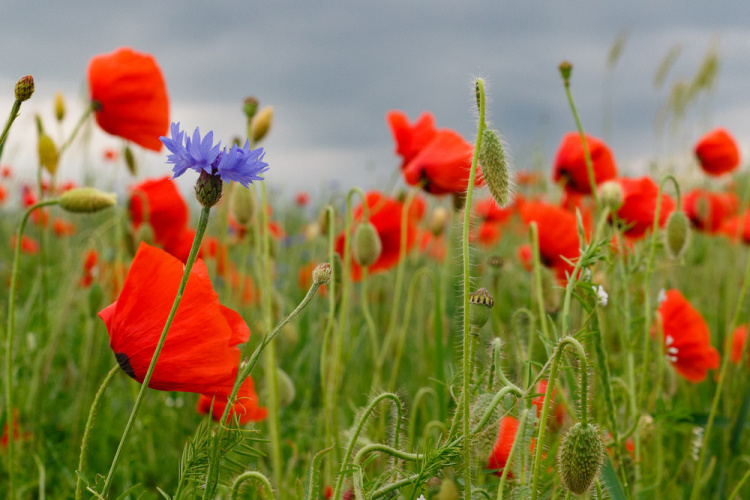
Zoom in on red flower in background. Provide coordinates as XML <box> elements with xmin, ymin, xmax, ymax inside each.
<box><xmin>517</xmin><ymin>243</ymin><xmax>533</xmax><ymax>271</ymax></box>
<box><xmin>520</xmin><ymin>201</ymin><xmax>583</xmax><ymax>282</ymax></box>
<box><xmin>11</xmin><ymin>235</ymin><xmax>39</xmax><ymax>255</ymax></box>
<box><xmin>1</xmin><ymin>165</ymin><xmax>11</xmax><ymax>178</ymax></box>
<box><xmin>553</xmin><ymin>133</ymin><xmax>617</xmax><ymax>195</ymax></box>
<box><xmin>694</xmin><ymin>128</ymin><xmax>740</xmax><ymax>176</ymax></box>
<box><xmin>88</xmin><ymin>47</ymin><xmax>169</xmax><ymax>152</ymax></box>
<box><xmin>612</xmin><ymin>177</ymin><xmax>675</xmax><ymax>239</ymax></box>
<box><xmin>731</xmin><ymin>325</ymin><xmax>749</xmax><ymax>368</ymax></box>
<box><xmin>473</xmin><ymin>197</ymin><xmax>518</xmax><ymax>247</ymax></box>
<box><xmin>487</xmin><ymin>416</ymin><xmax>520</xmax><ymax>477</ymax></box>
<box><xmin>0</xmin><ymin>184</ymin><xmax>7</xmax><ymax>204</ymax></box>
<box><xmin>104</xmin><ymin>148</ymin><xmax>119</xmax><ymax>161</ymax></box>
<box><xmin>387</xmin><ymin>110</ymin><xmax>483</xmax><ymax>195</ymax></box>
<box><xmin>683</xmin><ymin>189</ymin><xmax>739</xmax><ymax>233</ymax></box>
<box><xmin>655</xmin><ymin>290</ymin><xmax>720</xmax><ymax>383</ymax></box>
<box><xmin>719</xmin><ymin>210</ymin><xmax>750</xmax><ymax>244</ymax></box>
<box><xmin>335</xmin><ymin>191</ymin><xmax>422</xmax><ymax>281</ymax></box>
<box><xmin>129</xmin><ymin>177</ymin><xmax>189</xmax><ymax>251</ymax></box>
<box><xmin>52</xmin><ymin>218</ymin><xmax>75</xmax><ymax>237</ymax></box>
<box><xmin>80</xmin><ymin>249</ymin><xmax>99</xmax><ymax>288</ymax></box>
<box><xmin>98</xmin><ymin>243</ymin><xmax>255</xmax><ymax>397</ymax></box>
<box><xmin>531</xmin><ymin>379</ymin><xmax>565</xmax><ymax>427</ymax></box>
<box><xmin>295</xmin><ymin>191</ymin><xmax>310</xmax><ymax>207</ymax></box>
<box><xmin>196</xmin><ymin>377</ymin><xmax>267</xmax><ymax>424</ymax></box>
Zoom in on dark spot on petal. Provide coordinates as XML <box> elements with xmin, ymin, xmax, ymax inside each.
<box><xmin>115</xmin><ymin>352</ymin><xmax>136</xmax><ymax>379</ymax></box>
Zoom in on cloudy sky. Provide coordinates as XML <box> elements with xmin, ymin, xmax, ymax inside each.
<box><xmin>2</xmin><ymin>1</ymin><xmax>749</xmax><ymax>201</ymax></box>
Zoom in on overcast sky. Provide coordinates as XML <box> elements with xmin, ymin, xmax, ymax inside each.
<box><xmin>2</xmin><ymin>1</ymin><xmax>749</xmax><ymax>201</ymax></box>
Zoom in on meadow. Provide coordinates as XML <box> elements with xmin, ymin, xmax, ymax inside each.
<box><xmin>1</xmin><ymin>46</ymin><xmax>749</xmax><ymax>500</ymax></box>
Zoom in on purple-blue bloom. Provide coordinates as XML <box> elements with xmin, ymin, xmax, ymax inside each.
<box><xmin>160</xmin><ymin>122</ymin><xmax>269</xmax><ymax>188</ymax></box>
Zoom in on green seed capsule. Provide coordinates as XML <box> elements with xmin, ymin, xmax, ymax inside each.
<box><xmin>478</xmin><ymin>129</ymin><xmax>511</xmax><ymax>207</ymax></box>
<box><xmin>557</xmin><ymin>422</ymin><xmax>605</xmax><ymax>495</ymax></box>
<box><xmin>665</xmin><ymin>210</ymin><xmax>690</xmax><ymax>259</ymax></box>
<box><xmin>353</xmin><ymin>222</ymin><xmax>382</xmax><ymax>268</ymax></box>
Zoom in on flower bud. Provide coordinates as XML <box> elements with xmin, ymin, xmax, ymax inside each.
<box><xmin>38</xmin><ymin>134</ymin><xmax>59</xmax><ymax>175</ymax></box>
<box><xmin>559</xmin><ymin>61</ymin><xmax>573</xmax><ymax>83</ymax></box>
<box><xmin>303</xmin><ymin>222</ymin><xmax>320</xmax><ymax>241</ymax></box>
<box><xmin>479</xmin><ymin>129</ymin><xmax>511</xmax><ymax>207</ymax></box>
<box><xmin>353</xmin><ymin>222</ymin><xmax>382</xmax><ymax>268</ymax></box>
<box><xmin>276</xmin><ymin>367</ymin><xmax>296</xmax><ymax>408</ymax></box>
<box><xmin>230</xmin><ymin>185</ymin><xmax>256</xmax><ymax>226</ymax></box>
<box><xmin>469</xmin><ymin>288</ymin><xmax>494</xmax><ymax>331</ymax></box>
<box><xmin>488</xmin><ymin>255</ymin><xmax>504</xmax><ymax>269</ymax></box>
<box><xmin>251</xmin><ymin>106</ymin><xmax>274</xmax><ymax>143</ymax></box>
<box><xmin>54</xmin><ymin>91</ymin><xmax>66</xmax><ymax>122</ymax></box>
<box><xmin>313</xmin><ymin>262</ymin><xmax>332</xmax><ymax>285</ymax></box>
<box><xmin>14</xmin><ymin>75</ymin><xmax>34</xmax><ymax>102</ymax></box>
<box><xmin>469</xmin><ymin>393</ymin><xmax>501</xmax><ymax>460</ymax></box>
<box><xmin>435</xmin><ymin>478</ymin><xmax>459</xmax><ymax>500</ymax></box>
<box><xmin>452</xmin><ymin>191</ymin><xmax>467</xmax><ymax>212</ymax></box>
<box><xmin>428</xmin><ymin>206</ymin><xmax>450</xmax><ymax>236</ymax></box>
<box><xmin>557</xmin><ymin>422</ymin><xmax>605</xmax><ymax>495</ymax></box>
<box><xmin>243</xmin><ymin>97</ymin><xmax>259</xmax><ymax>121</ymax></box>
<box><xmin>194</xmin><ymin>170</ymin><xmax>223</xmax><ymax>208</ymax></box>
<box><xmin>59</xmin><ymin>188</ymin><xmax>117</xmax><ymax>213</ymax></box>
<box><xmin>597</xmin><ymin>180</ymin><xmax>624</xmax><ymax>211</ymax></box>
<box><xmin>664</xmin><ymin>210</ymin><xmax>690</xmax><ymax>259</ymax></box>
<box><xmin>124</xmin><ymin>145</ymin><xmax>137</xmax><ymax>176</ymax></box>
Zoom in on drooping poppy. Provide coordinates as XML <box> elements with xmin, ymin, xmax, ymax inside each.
<box><xmin>88</xmin><ymin>47</ymin><xmax>169</xmax><ymax>152</ymax></box>
<box><xmin>655</xmin><ymin>290</ymin><xmax>720</xmax><ymax>383</ymax></box>
<box><xmin>129</xmin><ymin>177</ymin><xmax>189</xmax><ymax>250</ymax></box>
<box><xmin>80</xmin><ymin>249</ymin><xmax>99</xmax><ymax>288</ymax></box>
<box><xmin>335</xmin><ymin>191</ymin><xmax>421</xmax><ymax>281</ymax></box>
<box><xmin>611</xmin><ymin>177</ymin><xmax>676</xmax><ymax>239</ymax></box>
<box><xmin>553</xmin><ymin>133</ymin><xmax>617</xmax><ymax>195</ymax></box>
<box><xmin>387</xmin><ymin>110</ymin><xmax>483</xmax><ymax>195</ymax></box>
<box><xmin>196</xmin><ymin>376</ymin><xmax>267</xmax><ymax>424</ymax></box>
<box><xmin>694</xmin><ymin>128</ymin><xmax>740</xmax><ymax>176</ymax></box>
<box><xmin>520</xmin><ymin>201</ymin><xmax>583</xmax><ymax>282</ymax></box>
<box><xmin>730</xmin><ymin>325</ymin><xmax>749</xmax><ymax>368</ymax></box>
<box><xmin>683</xmin><ymin>189</ymin><xmax>739</xmax><ymax>233</ymax></box>
<box><xmin>98</xmin><ymin>243</ymin><xmax>254</xmax><ymax>397</ymax></box>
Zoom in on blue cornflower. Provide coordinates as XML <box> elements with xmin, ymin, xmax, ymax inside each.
<box><xmin>160</xmin><ymin>122</ymin><xmax>269</xmax><ymax>188</ymax></box>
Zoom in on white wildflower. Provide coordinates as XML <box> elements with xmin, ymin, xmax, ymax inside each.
<box><xmin>593</xmin><ymin>285</ymin><xmax>608</xmax><ymax>307</ymax></box>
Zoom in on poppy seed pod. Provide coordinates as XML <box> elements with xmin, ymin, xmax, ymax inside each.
<box><xmin>54</xmin><ymin>91</ymin><xmax>66</xmax><ymax>122</ymax></box>
<box><xmin>664</xmin><ymin>210</ymin><xmax>690</xmax><ymax>259</ymax></box>
<box><xmin>14</xmin><ymin>75</ymin><xmax>34</xmax><ymax>102</ymax></box>
<box><xmin>479</xmin><ymin>128</ymin><xmax>511</xmax><ymax>207</ymax></box>
<box><xmin>558</xmin><ymin>422</ymin><xmax>604</xmax><ymax>495</ymax></box>
<box><xmin>469</xmin><ymin>288</ymin><xmax>494</xmax><ymax>331</ymax></box>
<box><xmin>251</xmin><ymin>106</ymin><xmax>274</xmax><ymax>143</ymax></box>
<box><xmin>59</xmin><ymin>188</ymin><xmax>117</xmax><ymax>213</ymax></box>
<box><xmin>230</xmin><ymin>185</ymin><xmax>256</xmax><ymax>226</ymax></box>
<box><xmin>38</xmin><ymin>134</ymin><xmax>59</xmax><ymax>176</ymax></box>
<box><xmin>353</xmin><ymin>222</ymin><xmax>383</xmax><ymax>267</ymax></box>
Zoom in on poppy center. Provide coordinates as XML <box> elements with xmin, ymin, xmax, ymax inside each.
<box><xmin>115</xmin><ymin>352</ymin><xmax>137</xmax><ymax>380</ymax></box>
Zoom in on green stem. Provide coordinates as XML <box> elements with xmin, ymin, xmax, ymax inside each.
<box><xmin>727</xmin><ymin>462</ymin><xmax>750</xmax><ymax>500</ymax></box>
<box><xmin>689</xmin><ymin>249</ymin><xmax>750</xmax><ymax>500</ymax></box>
<box><xmin>100</xmin><ymin>206</ymin><xmax>211</xmax><ymax>497</ymax></box>
<box><xmin>0</xmin><ymin>99</ymin><xmax>22</xmax><ymax>162</ymax></box>
<box><xmin>562</xmin><ymin>70</ymin><xmax>598</xmax><ymax>206</ymax></box>
<box><xmin>75</xmin><ymin>364</ymin><xmax>119</xmax><ymax>500</ymax></box>
<box><xmin>58</xmin><ymin>103</ymin><xmax>95</xmax><ymax>155</ymax></box>
<box><xmin>461</xmin><ymin>78</ymin><xmax>487</xmax><ymax>500</ymax></box>
<box><xmin>408</xmin><ymin>387</ymin><xmax>438</xmax><ymax>451</ymax></box>
<box><xmin>529</xmin><ymin>223</ymin><xmax>552</xmax><ymax>343</ymax></box>
<box><xmin>319</xmin><ymin>205</ymin><xmax>336</xmax><ymax>485</ymax></box>
<box><xmin>231</xmin><ymin>471</ymin><xmax>274</xmax><ymax>500</ymax></box>
<box><xmin>530</xmin><ymin>337</ymin><xmax>588</xmax><ymax>500</ymax></box>
<box><xmin>4</xmin><ymin>199</ymin><xmax>59</xmax><ymax>498</ymax></box>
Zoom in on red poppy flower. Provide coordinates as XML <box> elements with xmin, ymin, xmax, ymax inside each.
<box><xmin>520</xmin><ymin>201</ymin><xmax>583</xmax><ymax>282</ymax></box>
<box><xmin>418</xmin><ymin>230</ymin><xmax>447</xmax><ymax>262</ymax></box>
<box><xmin>655</xmin><ymin>290</ymin><xmax>720</xmax><ymax>383</ymax></box>
<box><xmin>1</xmin><ymin>165</ymin><xmax>11</xmax><ymax>179</ymax></box>
<box><xmin>202</xmin><ymin>237</ymin><xmax>229</xmax><ymax>277</ymax></box>
<box><xmin>694</xmin><ymin>128</ymin><xmax>740</xmax><ymax>176</ymax></box>
<box><xmin>0</xmin><ymin>409</ymin><xmax>32</xmax><ymax>447</ymax></box>
<box><xmin>517</xmin><ymin>243</ymin><xmax>533</xmax><ymax>271</ymax></box>
<box><xmin>553</xmin><ymin>133</ymin><xmax>617</xmax><ymax>195</ymax></box>
<box><xmin>611</xmin><ymin>177</ymin><xmax>675</xmax><ymax>239</ymax></box>
<box><xmin>11</xmin><ymin>235</ymin><xmax>39</xmax><ymax>254</ymax></box>
<box><xmin>0</xmin><ymin>184</ymin><xmax>7</xmax><ymax>204</ymax></box>
<box><xmin>98</xmin><ymin>243</ymin><xmax>254</xmax><ymax>397</ymax></box>
<box><xmin>335</xmin><ymin>191</ymin><xmax>420</xmax><ymax>281</ymax></box>
<box><xmin>196</xmin><ymin>376</ymin><xmax>267</xmax><ymax>424</ymax></box>
<box><xmin>129</xmin><ymin>177</ymin><xmax>189</xmax><ymax>250</ymax></box>
<box><xmin>295</xmin><ymin>191</ymin><xmax>310</xmax><ymax>207</ymax></box>
<box><xmin>487</xmin><ymin>416</ymin><xmax>520</xmax><ymax>477</ymax></box>
<box><xmin>387</xmin><ymin>110</ymin><xmax>483</xmax><ymax>195</ymax></box>
<box><xmin>57</xmin><ymin>180</ymin><xmax>77</xmax><ymax>194</ymax></box>
<box><xmin>163</xmin><ymin>228</ymin><xmax>196</xmax><ymax>263</ymax></box>
<box><xmin>719</xmin><ymin>209</ymin><xmax>750</xmax><ymax>244</ymax></box>
<box><xmin>80</xmin><ymin>249</ymin><xmax>99</xmax><ymax>288</ymax></box>
<box><xmin>21</xmin><ymin>185</ymin><xmax>36</xmax><ymax>208</ymax></box>
<box><xmin>531</xmin><ymin>379</ymin><xmax>565</xmax><ymax>427</ymax></box>
<box><xmin>473</xmin><ymin>197</ymin><xmax>517</xmax><ymax>247</ymax></box>
<box><xmin>53</xmin><ymin>218</ymin><xmax>75</xmax><ymax>237</ymax></box>
<box><xmin>516</xmin><ymin>170</ymin><xmax>541</xmax><ymax>187</ymax></box>
<box><xmin>731</xmin><ymin>325</ymin><xmax>749</xmax><ymax>368</ymax></box>
<box><xmin>683</xmin><ymin>189</ymin><xmax>739</xmax><ymax>233</ymax></box>
<box><xmin>88</xmin><ymin>47</ymin><xmax>169</xmax><ymax>152</ymax></box>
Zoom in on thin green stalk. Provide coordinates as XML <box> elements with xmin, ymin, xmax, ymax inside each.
<box><xmin>231</xmin><ymin>471</ymin><xmax>274</xmax><ymax>500</ymax></box>
<box><xmin>408</xmin><ymin>387</ymin><xmax>438</xmax><ymax>451</ymax></box>
<box><xmin>319</xmin><ymin>205</ymin><xmax>336</xmax><ymax>485</ymax></box>
<box><xmin>75</xmin><ymin>364</ymin><xmax>119</xmax><ymax>500</ymax></box>
<box><xmin>100</xmin><ymin>206</ymin><xmax>211</xmax><ymax>497</ymax></box>
<box><xmin>360</xmin><ymin>267</ymin><xmax>379</xmax><ymax>367</ymax></box>
<box><xmin>497</xmin><ymin>409</ymin><xmax>530</xmax><ymax>500</ymax></box>
<box><xmin>529</xmin><ymin>223</ymin><xmax>552</xmax><ymax>343</ymax></box>
<box><xmin>58</xmin><ymin>102</ymin><xmax>95</xmax><ymax>155</ymax></box>
<box><xmin>461</xmin><ymin>78</ymin><xmax>486</xmax><ymax>500</ymax></box>
<box><xmin>530</xmin><ymin>337</ymin><xmax>588</xmax><ymax>500</ymax></box>
<box><xmin>4</xmin><ymin>199</ymin><xmax>59</xmax><ymax>498</ymax></box>
<box><xmin>690</xmin><ymin>250</ymin><xmax>750</xmax><ymax>500</ymax></box>
<box><xmin>727</xmin><ymin>462</ymin><xmax>750</xmax><ymax>500</ymax></box>
<box><xmin>0</xmin><ymin>99</ymin><xmax>22</xmax><ymax>161</ymax></box>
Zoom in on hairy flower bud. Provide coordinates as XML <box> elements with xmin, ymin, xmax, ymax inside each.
<box><xmin>54</xmin><ymin>91</ymin><xmax>66</xmax><ymax>122</ymax></box>
<box><xmin>243</xmin><ymin>96</ymin><xmax>259</xmax><ymax>121</ymax></box>
<box><xmin>276</xmin><ymin>367</ymin><xmax>296</xmax><ymax>408</ymax></box>
<box><xmin>470</xmin><ymin>393</ymin><xmax>501</xmax><ymax>460</ymax></box>
<box><xmin>429</xmin><ymin>206</ymin><xmax>450</xmax><ymax>236</ymax></box>
<box><xmin>597</xmin><ymin>180</ymin><xmax>624</xmax><ymax>211</ymax></box>
<box><xmin>435</xmin><ymin>478</ymin><xmax>459</xmax><ymax>500</ymax></box>
<box><xmin>353</xmin><ymin>222</ymin><xmax>382</xmax><ymax>268</ymax></box>
<box><xmin>312</xmin><ymin>262</ymin><xmax>332</xmax><ymax>285</ymax></box>
<box><xmin>38</xmin><ymin>134</ymin><xmax>59</xmax><ymax>175</ymax></box>
<box><xmin>230</xmin><ymin>185</ymin><xmax>256</xmax><ymax>226</ymax></box>
<box><xmin>194</xmin><ymin>170</ymin><xmax>223</xmax><ymax>208</ymax></box>
<box><xmin>557</xmin><ymin>422</ymin><xmax>604</xmax><ymax>495</ymax></box>
<box><xmin>469</xmin><ymin>288</ymin><xmax>494</xmax><ymax>331</ymax></box>
<box><xmin>479</xmin><ymin>128</ymin><xmax>511</xmax><ymax>207</ymax></box>
<box><xmin>251</xmin><ymin>106</ymin><xmax>274</xmax><ymax>143</ymax></box>
<box><xmin>559</xmin><ymin>61</ymin><xmax>573</xmax><ymax>83</ymax></box>
<box><xmin>14</xmin><ymin>75</ymin><xmax>34</xmax><ymax>102</ymax></box>
<box><xmin>59</xmin><ymin>188</ymin><xmax>117</xmax><ymax>213</ymax></box>
<box><xmin>664</xmin><ymin>210</ymin><xmax>690</xmax><ymax>259</ymax></box>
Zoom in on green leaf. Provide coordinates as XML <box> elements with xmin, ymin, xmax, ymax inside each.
<box><xmin>600</xmin><ymin>456</ymin><xmax>627</xmax><ymax>500</ymax></box>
